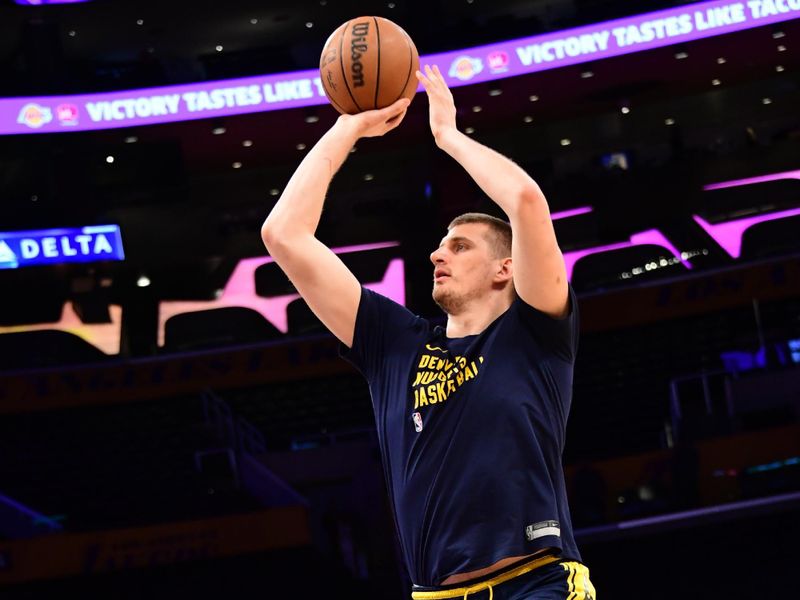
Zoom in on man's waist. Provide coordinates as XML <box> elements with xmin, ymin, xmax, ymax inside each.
<box><xmin>411</xmin><ymin>552</ymin><xmax>561</xmax><ymax>599</ymax></box>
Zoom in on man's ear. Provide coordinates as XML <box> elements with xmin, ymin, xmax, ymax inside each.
<box><xmin>494</xmin><ymin>257</ymin><xmax>513</xmax><ymax>283</ymax></box>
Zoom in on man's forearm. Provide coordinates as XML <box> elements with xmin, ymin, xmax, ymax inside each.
<box><xmin>435</xmin><ymin>128</ymin><xmax>545</xmax><ymax>216</ymax></box>
<box><xmin>262</xmin><ymin>120</ymin><xmax>359</xmax><ymax>245</ymax></box>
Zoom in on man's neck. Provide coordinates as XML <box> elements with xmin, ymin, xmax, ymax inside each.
<box><xmin>445</xmin><ymin>295</ymin><xmax>513</xmax><ymax>338</ymax></box>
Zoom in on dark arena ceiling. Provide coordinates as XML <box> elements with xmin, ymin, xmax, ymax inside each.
<box><xmin>0</xmin><ymin>0</ymin><xmax>798</xmax><ymax>328</ymax></box>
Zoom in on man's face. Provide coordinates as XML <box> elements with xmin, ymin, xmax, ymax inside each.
<box><xmin>430</xmin><ymin>222</ymin><xmax>503</xmax><ymax>315</ymax></box>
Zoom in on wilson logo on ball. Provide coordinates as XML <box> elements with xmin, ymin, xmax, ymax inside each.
<box><xmin>319</xmin><ymin>16</ymin><xmax>419</xmax><ymax>114</ymax></box>
<box><xmin>350</xmin><ymin>21</ymin><xmax>370</xmax><ymax>88</ymax></box>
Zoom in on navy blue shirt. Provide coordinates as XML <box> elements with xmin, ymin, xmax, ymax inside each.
<box><xmin>340</xmin><ymin>286</ymin><xmax>582</xmax><ymax>586</ymax></box>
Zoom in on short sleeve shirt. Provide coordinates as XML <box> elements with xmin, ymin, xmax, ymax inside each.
<box><xmin>340</xmin><ymin>286</ymin><xmax>582</xmax><ymax>586</ymax></box>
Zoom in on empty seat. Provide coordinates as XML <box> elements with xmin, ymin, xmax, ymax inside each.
<box><xmin>571</xmin><ymin>244</ymin><xmax>688</xmax><ymax>292</ymax></box>
<box><xmin>286</xmin><ymin>298</ymin><xmax>326</xmax><ymax>337</ymax></box>
<box><xmin>0</xmin><ymin>330</ymin><xmax>107</xmax><ymax>371</ymax></box>
<box><xmin>740</xmin><ymin>214</ymin><xmax>800</xmax><ymax>260</ymax></box>
<box><xmin>164</xmin><ymin>307</ymin><xmax>282</xmax><ymax>352</ymax></box>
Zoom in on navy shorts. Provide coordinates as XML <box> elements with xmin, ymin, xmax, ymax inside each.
<box><xmin>411</xmin><ymin>554</ymin><xmax>596</xmax><ymax>600</ymax></box>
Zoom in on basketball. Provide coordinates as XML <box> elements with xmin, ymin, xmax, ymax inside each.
<box><xmin>319</xmin><ymin>16</ymin><xmax>420</xmax><ymax>115</ymax></box>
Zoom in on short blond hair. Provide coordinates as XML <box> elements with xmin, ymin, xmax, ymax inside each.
<box><xmin>448</xmin><ymin>213</ymin><xmax>512</xmax><ymax>258</ymax></box>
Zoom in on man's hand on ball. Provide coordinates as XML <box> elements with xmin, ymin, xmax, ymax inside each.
<box><xmin>337</xmin><ymin>98</ymin><xmax>410</xmax><ymax>139</ymax></box>
<box><xmin>416</xmin><ymin>64</ymin><xmax>457</xmax><ymax>145</ymax></box>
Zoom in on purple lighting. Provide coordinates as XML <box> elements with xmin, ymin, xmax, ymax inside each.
<box><xmin>699</xmin><ymin>168</ymin><xmax>800</xmax><ymax>257</ymax></box>
<box><xmin>3</xmin><ymin>0</ymin><xmax>798</xmax><ymax>135</ymax></box>
<box><xmin>693</xmin><ymin>208</ymin><xmax>800</xmax><ymax>258</ymax></box>
<box><xmin>158</xmin><ymin>242</ymin><xmax>404</xmax><ymax>344</ymax></box>
<box><xmin>703</xmin><ymin>169</ymin><xmax>800</xmax><ymax>191</ymax></box>
<box><xmin>14</xmin><ymin>0</ymin><xmax>91</xmax><ymax>4</ymax></box>
<box><xmin>563</xmin><ymin>229</ymin><xmax>692</xmax><ymax>280</ymax></box>
<box><xmin>552</xmin><ymin>206</ymin><xmax>594</xmax><ymax>220</ymax></box>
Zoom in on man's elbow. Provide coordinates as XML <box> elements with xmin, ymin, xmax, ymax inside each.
<box><xmin>509</xmin><ymin>184</ymin><xmax>547</xmax><ymax>219</ymax></box>
<box><xmin>518</xmin><ymin>182</ymin><xmax>546</xmax><ymax>206</ymax></box>
<box><xmin>260</xmin><ymin>220</ymin><xmax>277</xmax><ymax>250</ymax></box>
<box><xmin>260</xmin><ymin>219</ymin><xmax>291</xmax><ymax>256</ymax></box>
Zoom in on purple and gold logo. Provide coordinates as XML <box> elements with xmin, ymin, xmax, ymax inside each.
<box><xmin>17</xmin><ymin>103</ymin><xmax>53</xmax><ymax>129</ymax></box>
<box><xmin>56</xmin><ymin>103</ymin><xmax>80</xmax><ymax>126</ymax></box>
<box><xmin>448</xmin><ymin>56</ymin><xmax>483</xmax><ymax>81</ymax></box>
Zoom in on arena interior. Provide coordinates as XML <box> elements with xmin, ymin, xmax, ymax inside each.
<box><xmin>0</xmin><ymin>0</ymin><xmax>799</xmax><ymax>598</ymax></box>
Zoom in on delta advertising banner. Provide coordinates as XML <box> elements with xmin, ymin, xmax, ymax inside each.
<box><xmin>0</xmin><ymin>225</ymin><xmax>124</xmax><ymax>269</ymax></box>
<box><xmin>1</xmin><ymin>0</ymin><xmax>798</xmax><ymax>135</ymax></box>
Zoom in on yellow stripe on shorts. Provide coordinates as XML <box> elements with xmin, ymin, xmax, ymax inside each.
<box><xmin>410</xmin><ymin>554</ymin><xmax>560</xmax><ymax>599</ymax></box>
<box><xmin>561</xmin><ymin>562</ymin><xmax>596</xmax><ymax>600</ymax></box>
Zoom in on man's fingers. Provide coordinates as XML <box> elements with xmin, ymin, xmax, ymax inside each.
<box><xmin>388</xmin><ymin>98</ymin><xmax>410</xmax><ymax>113</ymax></box>
<box><xmin>386</xmin><ymin>108</ymin><xmax>407</xmax><ymax>129</ymax></box>
<box><xmin>374</xmin><ymin>98</ymin><xmax>410</xmax><ymax>123</ymax></box>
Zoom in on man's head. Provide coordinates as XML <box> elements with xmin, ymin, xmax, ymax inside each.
<box><xmin>430</xmin><ymin>213</ymin><xmax>514</xmax><ymax>315</ymax></box>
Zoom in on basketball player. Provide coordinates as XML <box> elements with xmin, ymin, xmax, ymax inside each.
<box><xmin>261</xmin><ymin>64</ymin><xmax>595</xmax><ymax>599</ymax></box>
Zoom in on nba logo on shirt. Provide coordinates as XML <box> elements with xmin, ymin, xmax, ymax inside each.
<box><xmin>412</xmin><ymin>412</ymin><xmax>424</xmax><ymax>432</ymax></box>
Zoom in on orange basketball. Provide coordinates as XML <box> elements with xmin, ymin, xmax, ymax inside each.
<box><xmin>319</xmin><ymin>16</ymin><xmax>420</xmax><ymax>115</ymax></box>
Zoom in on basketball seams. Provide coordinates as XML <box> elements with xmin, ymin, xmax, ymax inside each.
<box><xmin>373</xmin><ymin>16</ymin><xmax>381</xmax><ymax>110</ymax></box>
<box><xmin>338</xmin><ymin>19</ymin><xmax>363</xmax><ymax>113</ymax></box>
<box><xmin>322</xmin><ymin>17</ymin><xmax>418</xmax><ymax>113</ymax></box>
<box><xmin>395</xmin><ymin>33</ymin><xmax>416</xmax><ymax>105</ymax></box>
<box><xmin>320</xmin><ymin>30</ymin><xmax>351</xmax><ymax>115</ymax></box>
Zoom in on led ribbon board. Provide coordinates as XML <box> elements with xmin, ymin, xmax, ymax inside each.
<box><xmin>2</xmin><ymin>0</ymin><xmax>798</xmax><ymax>134</ymax></box>
<box><xmin>0</xmin><ymin>225</ymin><xmax>124</xmax><ymax>269</ymax></box>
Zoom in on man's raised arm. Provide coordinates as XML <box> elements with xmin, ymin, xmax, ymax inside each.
<box><xmin>261</xmin><ymin>98</ymin><xmax>410</xmax><ymax>347</ymax></box>
<box><xmin>416</xmin><ymin>65</ymin><xmax>568</xmax><ymax>318</ymax></box>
